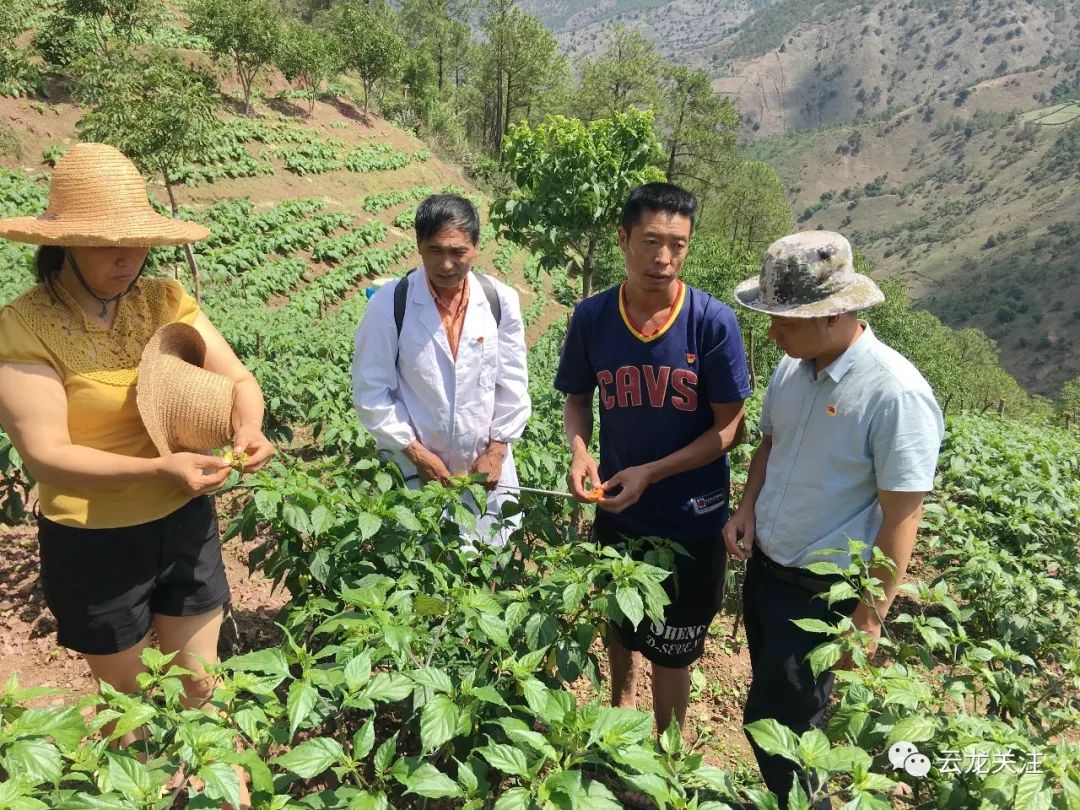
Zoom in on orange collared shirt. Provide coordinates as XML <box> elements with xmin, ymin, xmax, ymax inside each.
<box><xmin>427</xmin><ymin>275</ymin><xmax>470</xmax><ymax>360</ymax></box>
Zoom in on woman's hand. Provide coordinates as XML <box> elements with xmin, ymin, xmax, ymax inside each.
<box><xmin>160</xmin><ymin>453</ymin><xmax>233</xmax><ymax>496</ymax></box>
<box><xmin>232</xmin><ymin>428</ymin><xmax>275</xmax><ymax>473</ymax></box>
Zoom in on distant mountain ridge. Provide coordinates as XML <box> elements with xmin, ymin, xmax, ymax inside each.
<box><xmin>510</xmin><ymin>0</ymin><xmax>1080</xmax><ymax>395</ymax></box>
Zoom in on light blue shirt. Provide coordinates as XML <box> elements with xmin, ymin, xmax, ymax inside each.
<box><xmin>755</xmin><ymin>324</ymin><xmax>944</xmax><ymax>568</ymax></box>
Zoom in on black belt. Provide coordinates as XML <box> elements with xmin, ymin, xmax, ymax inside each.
<box><xmin>755</xmin><ymin>552</ymin><xmax>837</xmax><ymax>595</ymax></box>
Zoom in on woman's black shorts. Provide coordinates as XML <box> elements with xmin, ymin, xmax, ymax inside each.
<box><xmin>37</xmin><ymin>496</ymin><xmax>230</xmax><ymax>656</ymax></box>
<box><xmin>592</xmin><ymin>510</ymin><xmax>726</xmax><ymax>669</ymax></box>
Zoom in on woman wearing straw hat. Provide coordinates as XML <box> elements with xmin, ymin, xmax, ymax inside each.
<box><xmin>0</xmin><ymin>144</ymin><xmax>273</xmax><ymax>780</ymax></box>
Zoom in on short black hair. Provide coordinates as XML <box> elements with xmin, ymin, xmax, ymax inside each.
<box><xmin>415</xmin><ymin>194</ymin><xmax>480</xmax><ymax>245</ymax></box>
<box><xmin>621</xmin><ymin>182</ymin><xmax>697</xmax><ymax>233</ymax></box>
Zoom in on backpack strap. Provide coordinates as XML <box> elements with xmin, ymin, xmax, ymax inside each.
<box><xmin>475</xmin><ymin>272</ymin><xmax>502</xmax><ymax>327</ymax></box>
<box><xmin>394</xmin><ymin>268</ymin><xmax>416</xmax><ymax>336</ymax></box>
<box><xmin>395</xmin><ymin>269</ymin><xmax>502</xmax><ymax>336</ymax></box>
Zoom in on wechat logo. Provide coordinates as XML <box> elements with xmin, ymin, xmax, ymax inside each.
<box><xmin>889</xmin><ymin>741</ymin><xmax>932</xmax><ymax>778</ymax></box>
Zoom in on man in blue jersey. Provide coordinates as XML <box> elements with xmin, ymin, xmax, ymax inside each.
<box><xmin>555</xmin><ymin>183</ymin><xmax>751</xmax><ymax>733</ymax></box>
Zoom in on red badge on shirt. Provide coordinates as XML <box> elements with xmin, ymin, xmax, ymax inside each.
<box><xmin>826</xmin><ymin>404</ymin><xmax>838</xmax><ymax>417</ymax></box>
<box><xmin>686</xmin><ymin>353</ymin><xmax>696</xmax><ymax>365</ymax></box>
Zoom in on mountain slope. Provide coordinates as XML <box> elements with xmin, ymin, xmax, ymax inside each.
<box><xmin>712</xmin><ymin>0</ymin><xmax>1080</xmax><ymax>137</ymax></box>
<box><xmin>743</xmin><ymin>64</ymin><xmax>1080</xmax><ymax>395</ymax></box>
<box><xmin>514</xmin><ymin>0</ymin><xmax>760</xmax><ymax>65</ymax></box>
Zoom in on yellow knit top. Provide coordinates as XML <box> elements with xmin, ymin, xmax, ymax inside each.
<box><xmin>0</xmin><ymin>277</ymin><xmax>201</xmax><ymax>529</ymax></box>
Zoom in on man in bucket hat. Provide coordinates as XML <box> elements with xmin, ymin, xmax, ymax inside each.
<box><xmin>724</xmin><ymin>231</ymin><xmax>943</xmax><ymax>808</ymax></box>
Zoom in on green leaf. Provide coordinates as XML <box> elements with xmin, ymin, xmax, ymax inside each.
<box><xmin>456</xmin><ymin>759</ymin><xmax>479</xmax><ymax>795</ymax></box>
<box><xmin>808</xmin><ymin>641</ymin><xmax>844</xmax><ymax>678</ymax></box>
<box><xmin>103</xmin><ymin>752</ymin><xmax>152</xmax><ymax>796</ymax></box>
<box><xmin>226</xmin><ymin>647</ymin><xmax>289</xmax><ymax>677</ymax></box>
<box><xmin>374</xmin><ymin>732</ymin><xmax>398</xmax><ymax>776</ymax></box>
<box><xmin>475</xmin><ymin>613</ymin><xmax>509</xmax><ymax>647</ymax></box>
<box><xmin>786</xmin><ymin>782</ymin><xmax>812</xmax><ymax>810</ymax></box>
<box><xmin>282</xmin><ymin>502</ymin><xmax>312</xmax><ymax>535</ymax></box>
<box><xmin>420</xmin><ymin>694</ymin><xmax>460</xmax><ymax>752</ymax></box>
<box><xmin>476</xmin><ymin>744</ymin><xmax>530</xmax><ymax>778</ymax></box>
<box><xmin>414</xmin><ymin>594</ymin><xmax>447</xmax><ymax>616</ymax></box>
<box><xmin>886</xmin><ymin>715</ymin><xmax>937</xmax><ymax>744</ymax></box>
<box><xmin>745</xmin><ymin>719</ymin><xmax>800</xmax><ymax>763</ymax></box>
<box><xmin>589</xmin><ymin>707</ymin><xmax>654</xmax><ymax>749</ymax></box>
<box><xmin>623</xmin><ymin>773</ymin><xmax>670</xmax><ymax>808</ymax></box>
<box><xmin>272</xmin><ymin>737</ymin><xmax>345</xmax><ymax>779</ymax></box>
<box><xmin>792</xmin><ymin>618</ymin><xmax>838</xmax><ymax>635</ymax></box>
<box><xmin>139</xmin><ymin>647</ymin><xmax>176</xmax><ymax>673</ymax></box>
<box><xmin>287</xmin><ymin>680</ymin><xmax>318</xmax><ymax>738</ymax></box>
<box><xmin>659</xmin><ymin>719</ymin><xmax>682</xmax><ymax>755</ymax></box>
<box><xmin>364</xmin><ymin>672</ymin><xmax>414</xmax><ymax>702</ymax></box>
<box><xmin>109</xmin><ymin>704</ymin><xmax>155</xmax><ymax>742</ymax></box>
<box><xmin>840</xmin><ymin>793</ymin><xmax>892</xmax><ymax>810</ymax></box>
<box><xmin>391</xmin><ymin>505</ymin><xmax>422</xmax><ymax>532</ymax></box>
<box><xmin>492</xmin><ymin>787</ymin><xmax>531</xmax><ymax>810</ymax></box>
<box><xmin>197</xmin><ymin>761</ymin><xmax>242</xmax><ymax>810</ymax></box>
<box><xmin>309</xmin><ymin>504</ymin><xmax>334</xmax><ymax>535</ymax></box>
<box><xmin>344</xmin><ymin>652</ymin><xmax>372</xmax><ymax>692</ymax></box>
<box><xmin>411</xmin><ymin>667</ymin><xmax>453</xmax><ymax>694</ymax></box>
<box><xmin>353</xmin><ymin>719</ymin><xmax>376</xmax><ymax>760</ymax></box>
<box><xmin>355</xmin><ymin>512</ymin><xmax>382</xmax><ymax>540</ymax></box>
<box><xmin>795</xmin><ymin>729</ymin><xmax>832</xmax><ymax>768</ymax></box>
<box><xmin>615</xmin><ymin>586</ymin><xmax>644</xmax><ymax>627</ymax></box>
<box><xmin>3</xmin><ymin>738</ymin><xmax>62</xmax><ymax>785</ymax></box>
<box><xmin>1013</xmin><ymin>773</ymin><xmax>1054</xmax><ymax>810</ymax></box>
<box><xmin>689</xmin><ymin>765</ymin><xmax>737</xmax><ymax>796</ymax></box>
<box><xmin>403</xmin><ymin>763</ymin><xmax>463</xmax><ymax>799</ymax></box>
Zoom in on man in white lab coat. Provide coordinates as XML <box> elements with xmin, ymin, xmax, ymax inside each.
<box><xmin>352</xmin><ymin>194</ymin><xmax>531</xmax><ymax>546</ymax></box>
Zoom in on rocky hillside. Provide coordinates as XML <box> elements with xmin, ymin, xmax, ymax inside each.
<box><xmin>712</xmin><ymin>0</ymin><xmax>1080</xmax><ymax>137</ymax></box>
<box><xmin>514</xmin><ymin>0</ymin><xmax>760</xmax><ymax>65</ymax></box>
<box><xmin>743</xmin><ymin>62</ymin><xmax>1080</xmax><ymax>395</ymax></box>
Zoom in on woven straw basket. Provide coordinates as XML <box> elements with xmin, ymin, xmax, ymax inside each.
<box><xmin>0</xmin><ymin>142</ymin><xmax>209</xmax><ymax>246</ymax></box>
<box><xmin>137</xmin><ymin>323</ymin><xmax>234</xmax><ymax>456</ymax></box>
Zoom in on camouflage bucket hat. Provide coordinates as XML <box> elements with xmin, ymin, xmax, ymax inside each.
<box><xmin>734</xmin><ymin>230</ymin><xmax>884</xmax><ymax>318</ymax></box>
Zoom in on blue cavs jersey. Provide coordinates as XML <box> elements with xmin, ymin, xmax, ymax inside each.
<box><xmin>555</xmin><ymin>282</ymin><xmax>751</xmax><ymax>541</ymax></box>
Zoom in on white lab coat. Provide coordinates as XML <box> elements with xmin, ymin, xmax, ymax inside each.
<box><xmin>352</xmin><ymin>268</ymin><xmax>531</xmax><ymax>546</ymax></box>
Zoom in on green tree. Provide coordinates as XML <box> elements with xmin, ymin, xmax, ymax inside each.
<box><xmin>331</xmin><ymin>0</ymin><xmax>407</xmax><ymax>115</ymax></box>
<box><xmin>61</xmin><ymin>0</ymin><xmax>161</xmax><ymax>57</ymax></box>
<box><xmin>678</xmin><ymin>233</ymin><xmax>779</xmax><ymax>391</ymax></box>
<box><xmin>187</xmin><ymin>0</ymin><xmax>280</xmax><ymax>115</ymax></box>
<box><xmin>275</xmin><ymin>19</ymin><xmax>339</xmax><ymax>114</ymax></box>
<box><xmin>491</xmin><ymin>109</ymin><xmax>665</xmax><ymax>300</ymax></box>
<box><xmin>399</xmin><ymin>0</ymin><xmax>473</xmax><ymax>91</ymax></box>
<box><xmin>574</xmin><ymin>26</ymin><xmax>662</xmax><ymax>120</ymax></box>
<box><xmin>704</xmin><ymin>160</ymin><xmax>792</xmax><ymax>252</ymax></box>
<box><xmin>479</xmin><ymin>0</ymin><xmax>565</xmax><ymax>155</ymax></box>
<box><xmin>1058</xmin><ymin>376</ymin><xmax>1080</xmax><ymax>425</ymax></box>
<box><xmin>660</xmin><ymin>66</ymin><xmax>740</xmax><ymax>185</ymax></box>
<box><xmin>76</xmin><ymin>51</ymin><xmax>217</xmax><ymax>300</ymax></box>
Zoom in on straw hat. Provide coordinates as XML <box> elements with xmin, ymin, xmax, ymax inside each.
<box><xmin>735</xmin><ymin>231</ymin><xmax>884</xmax><ymax>318</ymax></box>
<box><xmin>0</xmin><ymin>143</ymin><xmax>210</xmax><ymax>246</ymax></box>
<box><xmin>137</xmin><ymin>323</ymin><xmax>234</xmax><ymax>456</ymax></box>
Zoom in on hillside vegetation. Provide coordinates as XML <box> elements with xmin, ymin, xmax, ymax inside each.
<box><xmin>514</xmin><ymin>0</ymin><xmax>759</xmax><ymax>65</ymax></box>
<box><xmin>743</xmin><ymin>61</ymin><xmax>1080</xmax><ymax>395</ymax></box>
<box><xmin>712</xmin><ymin>0</ymin><xmax>1080</xmax><ymax>136</ymax></box>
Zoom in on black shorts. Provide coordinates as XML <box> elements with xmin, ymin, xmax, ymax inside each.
<box><xmin>37</xmin><ymin>496</ymin><xmax>230</xmax><ymax>656</ymax></box>
<box><xmin>592</xmin><ymin>510</ymin><xmax>726</xmax><ymax>669</ymax></box>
